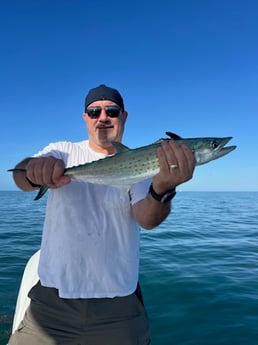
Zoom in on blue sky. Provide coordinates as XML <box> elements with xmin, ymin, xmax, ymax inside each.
<box><xmin>1</xmin><ymin>0</ymin><xmax>257</xmax><ymax>191</ymax></box>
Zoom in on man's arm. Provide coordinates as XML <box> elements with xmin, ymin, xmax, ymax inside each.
<box><xmin>132</xmin><ymin>140</ymin><xmax>195</xmax><ymax>230</ymax></box>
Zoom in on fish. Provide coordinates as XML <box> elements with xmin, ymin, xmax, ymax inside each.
<box><xmin>9</xmin><ymin>132</ymin><xmax>236</xmax><ymax>200</ymax></box>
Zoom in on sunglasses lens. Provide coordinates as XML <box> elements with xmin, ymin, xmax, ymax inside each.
<box><xmin>86</xmin><ymin>106</ymin><xmax>121</xmax><ymax>119</ymax></box>
<box><xmin>86</xmin><ymin>107</ymin><xmax>101</xmax><ymax>119</ymax></box>
<box><xmin>105</xmin><ymin>106</ymin><xmax>121</xmax><ymax>118</ymax></box>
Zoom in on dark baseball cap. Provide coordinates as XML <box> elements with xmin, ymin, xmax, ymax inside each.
<box><xmin>85</xmin><ymin>84</ymin><xmax>124</xmax><ymax>112</ymax></box>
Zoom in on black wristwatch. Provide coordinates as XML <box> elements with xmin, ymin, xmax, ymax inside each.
<box><xmin>149</xmin><ymin>184</ymin><xmax>176</xmax><ymax>203</ymax></box>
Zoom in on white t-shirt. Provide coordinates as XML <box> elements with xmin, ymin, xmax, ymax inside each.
<box><xmin>34</xmin><ymin>140</ymin><xmax>151</xmax><ymax>298</ymax></box>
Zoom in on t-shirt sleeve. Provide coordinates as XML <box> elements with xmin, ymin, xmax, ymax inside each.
<box><xmin>129</xmin><ymin>179</ymin><xmax>152</xmax><ymax>205</ymax></box>
<box><xmin>32</xmin><ymin>142</ymin><xmax>69</xmax><ymax>163</ymax></box>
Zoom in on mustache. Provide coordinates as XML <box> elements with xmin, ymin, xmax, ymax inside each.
<box><xmin>96</xmin><ymin>124</ymin><xmax>114</xmax><ymax>129</ymax></box>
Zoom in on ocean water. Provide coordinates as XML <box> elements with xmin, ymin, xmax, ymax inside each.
<box><xmin>0</xmin><ymin>191</ymin><xmax>257</xmax><ymax>345</ymax></box>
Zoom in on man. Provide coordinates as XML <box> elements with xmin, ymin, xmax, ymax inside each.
<box><xmin>9</xmin><ymin>84</ymin><xmax>195</xmax><ymax>345</ymax></box>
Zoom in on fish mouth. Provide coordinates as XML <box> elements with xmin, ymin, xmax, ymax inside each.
<box><xmin>218</xmin><ymin>137</ymin><xmax>235</xmax><ymax>149</ymax></box>
<box><xmin>216</xmin><ymin>137</ymin><xmax>236</xmax><ymax>157</ymax></box>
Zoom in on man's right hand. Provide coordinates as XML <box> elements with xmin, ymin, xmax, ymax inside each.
<box><xmin>12</xmin><ymin>156</ymin><xmax>71</xmax><ymax>191</ymax></box>
<box><xmin>25</xmin><ymin>157</ymin><xmax>70</xmax><ymax>189</ymax></box>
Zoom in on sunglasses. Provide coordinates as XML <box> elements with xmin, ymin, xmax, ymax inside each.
<box><xmin>86</xmin><ymin>106</ymin><xmax>122</xmax><ymax>119</ymax></box>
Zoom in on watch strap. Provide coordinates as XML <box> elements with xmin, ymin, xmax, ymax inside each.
<box><xmin>149</xmin><ymin>184</ymin><xmax>176</xmax><ymax>203</ymax></box>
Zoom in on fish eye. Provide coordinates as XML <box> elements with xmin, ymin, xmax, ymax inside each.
<box><xmin>211</xmin><ymin>141</ymin><xmax>219</xmax><ymax>149</ymax></box>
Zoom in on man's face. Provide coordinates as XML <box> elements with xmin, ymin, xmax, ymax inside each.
<box><xmin>83</xmin><ymin>100</ymin><xmax>128</xmax><ymax>153</ymax></box>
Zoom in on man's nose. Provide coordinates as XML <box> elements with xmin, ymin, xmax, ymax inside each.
<box><xmin>98</xmin><ymin>108</ymin><xmax>109</xmax><ymax>121</ymax></box>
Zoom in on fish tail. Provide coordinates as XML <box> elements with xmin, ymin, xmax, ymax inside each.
<box><xmin>34</xmin><ymin>185</ymin><xmax>49</xmax><ymax>200</ymax></box>
<box><xmin>8</xmin><ymin>168</ymin><xmax>27</xmax><ymax>173</ymax></box>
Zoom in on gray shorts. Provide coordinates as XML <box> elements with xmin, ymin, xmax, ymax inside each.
<box><xmin>9</xmin><ymin>281</ymin><xmax>150</xmax><ymax>345</ymax></box>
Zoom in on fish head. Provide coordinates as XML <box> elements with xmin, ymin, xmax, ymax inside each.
<box><xmin>193</xmin><ymin>137</ymin><xmax>236</xmax><ymax>165</ymax></box>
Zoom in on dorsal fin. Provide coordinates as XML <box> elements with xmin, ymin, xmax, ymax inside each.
<box><xmin>153</xmin><ymin>131</ymin><xmax>183</xmax><ymax>144</ymax></box>
<box><xmin>111</xmin><ymin>142</ymin><xmax>130</xmax><ymax>153</ymax></box>
<box><xmin>165</xmin><ymin>131</ymin><xmax>182</xmax><ymax>140</ymax></box>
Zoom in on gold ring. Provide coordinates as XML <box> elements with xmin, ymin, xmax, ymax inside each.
<box><xmin>169</xmin><ymin>164</ymin><xmax>178</xmax><ymax>169</ymax></box>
